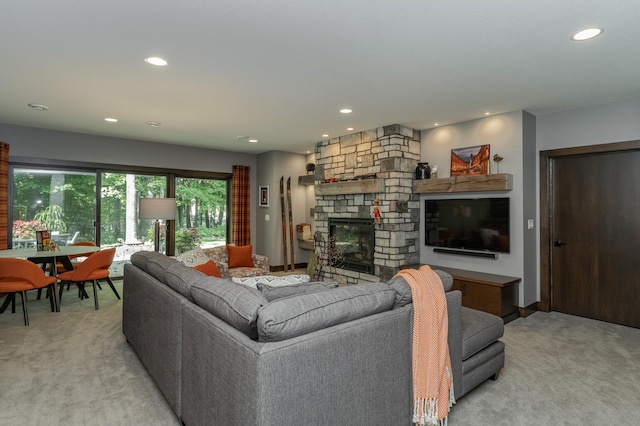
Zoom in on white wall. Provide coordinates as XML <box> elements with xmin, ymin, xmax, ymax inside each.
<box><xmin>419</xmin><ymin>111</ymin><xmax>531</xmax><ymax>306</ymax></box>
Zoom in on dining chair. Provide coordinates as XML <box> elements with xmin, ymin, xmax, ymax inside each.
<box><xmin>0</xmin><ymin>258</ymin><xmax>58</xmax><ymax>326</ymax></box>
<box><xmin>38</xmin><ymin>241</ymin><xmax>99</xmax><ymax>300</ymax></box>
<box><xmin>57</xmin><ymin>248</ymin><xmax>118</xmax><ymax>310</ymax></box>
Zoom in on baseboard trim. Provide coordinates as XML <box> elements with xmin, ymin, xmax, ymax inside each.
<box><xmin>519</xmin><ymin>302</ymin><xmax>539</xmax><ymax>318</ymax></box>
<box><xmin>270</xmin><ymin>263</ymin><xmax>308</xmax><ymax>273</ymax></box>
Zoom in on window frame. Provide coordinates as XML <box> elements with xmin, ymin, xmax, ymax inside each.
<box><xmin>8</xmin><ymin>156</ymin><xmax>232</xmax><ymax>255</ymax></box>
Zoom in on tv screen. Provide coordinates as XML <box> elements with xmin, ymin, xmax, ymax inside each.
<box><xmin>425</xmin><ymin>197</ymin><xmax>510</xmax><ymax>253</ymax></box>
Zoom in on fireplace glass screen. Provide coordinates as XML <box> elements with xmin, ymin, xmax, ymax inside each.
<box><xmin>329</xmin><ymin>218</ymin><xmax>375</xmax><ymax>274</ymax></box>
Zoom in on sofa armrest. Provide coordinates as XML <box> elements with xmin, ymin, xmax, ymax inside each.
<box><xmin>251</xmin><ymin>254</ymin><xmax>269</xmax><ymax>274</ymax></box>
<box><xmin>212</xmin><ymin>260</ymin><xmax>230</xmax><ymax>278</ymax></box>
<box><xmin>446</xmin><ymin>290</ymin><xmax>463</xmax><ymax>399</ymax></box>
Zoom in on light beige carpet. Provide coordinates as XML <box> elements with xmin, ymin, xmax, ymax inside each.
<box><xmin>0</xmin><ymin>281</ymin><xmax>180</xmax><ymax>425</ymax></box>
<box><xmin>2</xmin><ymin>281</ymin><xmax>639</xmax><ymax>425</ymax></box>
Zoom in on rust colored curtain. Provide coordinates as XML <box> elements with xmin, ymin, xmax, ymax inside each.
<box><xmin>231</xmin><ymin>165</ymin><xmax>251</xmax><ymax>246</ymax></box>
<box><xmin>0</xmin><ymin>142</ymin><xmax>9</xmax><ymax>250</ymax></box>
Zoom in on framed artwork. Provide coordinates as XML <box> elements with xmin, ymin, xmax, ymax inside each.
<box><xmin>259</xmin><ymin>185</ymin><xmax>270</xmax><ymax>207</ymax></box>
<box><xmin>451</xmin><ymin>144</ymin><xmax>490</xmax><ymax>176</ymax></box>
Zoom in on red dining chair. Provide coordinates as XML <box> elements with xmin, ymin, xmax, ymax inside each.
<box><xmin>57</xmin><ymin>248</ymin><xmax>118</xmax><ymax>310</ymax></box>
<box><xmin>0</xmin><ymin>258</ymin><xmax>58</xmax><ymax>326</ymax></box>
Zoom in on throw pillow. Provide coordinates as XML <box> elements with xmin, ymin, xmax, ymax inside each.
<box><xmin>227</xmin><ymin>244</ymin><xmax>255</xmax><ymax>268</ymax></box>
<box><xmin>193</xmin><ymin>260</ymin><xmax>222</xmax><ymax>277</ymax></box>
<box><xmin>257</xmin><ymin>281</ymin><xmax>339</xmax><ymax>302</ymax></box>
<box><xmin>232</xmin><ymin>274</ymin><xmax>310</xmax><ymax>289</ymax></box>
<box><xmin>176</xmin><ymin>247</ymin><xmax>209</xmax><ymax>267</ymax></box>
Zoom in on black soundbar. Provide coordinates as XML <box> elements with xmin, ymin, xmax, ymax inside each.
<box><xmin>433</xmin><ymin>247</ymin><xmax>498</xmax><ymax>259</ymax></box>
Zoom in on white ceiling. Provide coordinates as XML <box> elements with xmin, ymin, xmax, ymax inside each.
<box><xmin>2</xmin><ymin>1</ymin><xmax>639</xmax><ymax>154</ymax></box>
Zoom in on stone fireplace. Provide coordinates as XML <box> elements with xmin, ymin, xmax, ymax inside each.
<box><xmin>314</xmin><ymin>124</ymin><xmax>421</xmax><ymax>284</ymax></box>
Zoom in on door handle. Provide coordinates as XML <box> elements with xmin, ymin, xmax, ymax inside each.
<box><xmin>554</xmin><ymin>240</ymin><xmax>566</xmax><ymax>247</ymax></box>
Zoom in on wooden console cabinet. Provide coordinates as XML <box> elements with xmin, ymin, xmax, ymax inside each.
<box><xmin>401</xmin><ymin>265</ymin><xmax>520</xmax><ymax>323</ymax></box>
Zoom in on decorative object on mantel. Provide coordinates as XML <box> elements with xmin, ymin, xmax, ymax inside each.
<box><xmin>451</xmin><ymin>144</ymin><xmax>490</xmax><ymax>176</ymax></box>
<box><xmin>493</xmin><ymin>154</ymin><xmax>504</xmax><ymax>173</ymax></box>
<box><xmin>371</xmin><ymin>197</ymin><xmax>382</xmax><ymax>228</ymax></box>
<box><xmin>306</xmin><ymin>163</ymin><xmax>315</xmax><ymax>174</ymax></box>
<box><xmin>415</xmin><ymin>162</ymin><xmax>431</xmax><ymax>180</ymax></box>
<box><xmin>430</xmin><ymin>164</ymin><xmax>438</xmax><ymax>179</ymax></box>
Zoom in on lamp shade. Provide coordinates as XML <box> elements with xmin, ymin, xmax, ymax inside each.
<box><xmin>139</xmin><ymin>198</ymin><xmax>176</xmax><ymax>220</ymax></box>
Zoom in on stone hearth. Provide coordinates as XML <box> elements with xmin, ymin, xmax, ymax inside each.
<box><xmin>314</xmin><ymin>124</ymin><xmax>421</xmax><ymax>284</ymax></box>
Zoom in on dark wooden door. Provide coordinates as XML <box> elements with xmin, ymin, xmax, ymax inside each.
<box><xmin>551</xmin><ymin>150</ymin><xmax>640</xmax><ymax>327</ymax></box>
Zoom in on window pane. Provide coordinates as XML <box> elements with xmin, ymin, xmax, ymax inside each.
<box><xmin>101</xmin><ymin>172</ymin><xmax>166</xmax><ymax>254</ymax></box>
<box><xmin>12</xmin><ymin>168</ymin><xmax>96</xmax><ymax>248</ymax></box>
<box><xmin>175</xmin><ymin>177</ymin><xmax>227</xmax><ymax>255</ymax></box>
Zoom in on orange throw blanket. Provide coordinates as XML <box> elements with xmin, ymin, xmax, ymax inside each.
<box><xmin>395</xmin><ymin>265</ymin><xmax>454</xmax><ymax>426</ymax></box>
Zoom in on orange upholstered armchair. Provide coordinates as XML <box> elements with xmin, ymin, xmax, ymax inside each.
<box><xmin>0</xmin><ymin>258</ymin><xmax>58</xmax><ymax>325</ymax></box>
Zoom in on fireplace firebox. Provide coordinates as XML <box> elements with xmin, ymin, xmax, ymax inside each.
<box><xmin>329</xmin><ymin>218</ymin><xmax>375</xmax><ymax>274</ymax></box>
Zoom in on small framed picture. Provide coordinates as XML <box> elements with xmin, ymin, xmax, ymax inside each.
<box><xmin>259</xmin><ymin>185</ymin><xmax>270</xmax><ymax>207</ymax></box>
<box><xmin>451</xmin><ymin>144</ymin><xmax>490</xmax><ymax>176</ymax></box>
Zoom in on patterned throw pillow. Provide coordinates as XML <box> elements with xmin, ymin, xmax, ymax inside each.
<box><xmin>232</xmin><ymin>274</ymin><xmax>311</xmax><ymax>289</ymax></box>
<box><xmin>175</xmin><ymin>247</ymin><xmax>209</xmax><ymax>267</ymax></box>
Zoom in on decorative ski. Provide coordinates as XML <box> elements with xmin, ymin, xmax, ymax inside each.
<box><xmin>286</xmin><ymin>176</ymin><xmax>294</xmax><ymax>271</ymax></box>
<box><xmin>279</xmin><ymin>176</ymin><xmax>288</xmax><ymax>271</ymax></box>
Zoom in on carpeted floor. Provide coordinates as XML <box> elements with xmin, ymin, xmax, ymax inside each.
<box><xmin>1</xmin><ymin>280</ymin><xmax>639</xmax><ymax>425</ymax></box>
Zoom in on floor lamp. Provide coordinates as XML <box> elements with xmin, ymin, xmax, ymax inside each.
<box><xmin>139</xmin><ymin>198</ymin><xmax>176</xmax><ymax>252</ymax></box>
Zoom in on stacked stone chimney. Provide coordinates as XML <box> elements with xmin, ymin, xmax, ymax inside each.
<box><xmin>314</xmin><ymin>124</ymin><xmax>421</xmax><ymax>283</ymax></box>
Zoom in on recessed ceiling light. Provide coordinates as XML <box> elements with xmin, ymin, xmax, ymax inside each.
<box><xmin>347</xmin><ymin>127</ymin><xmax>354</xmax><ymax>131</ymax></box>
<box><xmin>485</xmin><ymin>112</ymin><xmax>491</xmax><ymax>115</ymax></box>
<box><xmin>28</xmin><ymin>103</ymin><xmax>48</xmax><ymax>111</ymax></box>
<box><xmin>146</xmin><ymin>121</ymin><xmax>161</xmax><ymax>127</ymax></box>
<box><xmin>322</xmin><ymin>134</ymin><xmax>329</xmax><ymax>138</ymax></box>
<box><xmin>339</xmin><ymin>108</ymin><xmax>352</xmax><ymax>114</ymax></box>
<box><xmin>571</xmin><ymin>28</ymin><xmax>603</xmax><ymax>41</ymax></box>
<box><xmin>434</xmin><ymin>123</ymin><xmax>439</xmax><ymax>126</ymax></box>
<box><xmin>248</xmin><ymin>139</ymin><xmax>258</xmax><ymax>143</ymax></box>
<box><xmin>144</xmin><ymin>57</ymin><xmax>168</xmax><ymax>66</ymax></box>
<box><xmin>105</xmin><ymin>117</ymin><xmax>118</xmax><ymax>123</ymax></box>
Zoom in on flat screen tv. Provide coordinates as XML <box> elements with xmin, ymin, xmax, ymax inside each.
<box><xmin>425</xmin><ymin>197</ymin><xmax>510</xmax><ymax>253</ymax></box>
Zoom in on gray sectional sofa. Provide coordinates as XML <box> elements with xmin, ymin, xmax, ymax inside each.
<box><xmin>123</xmin><ymin>251</ymin><xmax>504</xmax><ymax>425</ymax></box>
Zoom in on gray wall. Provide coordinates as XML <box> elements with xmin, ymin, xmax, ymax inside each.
<box><xmin>256</xmin><ymin>150</ymin><xmax>310</xmax><ymax>268</ymax></box>
<box><xmin>420</xmin><ymin>111</ymin><xmax>531</xmax><ymax>306</ymax></box>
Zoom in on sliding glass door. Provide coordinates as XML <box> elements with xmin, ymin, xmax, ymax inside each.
<box><xmin>174</xmin><ymin>177</ymin><xmax>228</xmax><ymax>254</ymax></box>
<box><xmin>100</xmin><ymin>172</ymin><xmax>167</xmax><ymax>252</ymax></box>
<box><xmin>10</xmin><ymin>165</ymin><xmax>230</xmax><ymax>257</ymax></box>
<box><xmin>12</xmin><ymin>168</ymin><xmax>96</xmax><ymax>248</ymax></box>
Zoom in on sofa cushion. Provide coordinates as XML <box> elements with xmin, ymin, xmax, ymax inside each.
<box><xmin>227</xmin><ymin>244</ymin><xmax>255</xmax><ymax>268</ymax></box>
<box><xmin>232</xmin><ymin>274</ymin><xmax>310</xmax><ymax>289</ymax></box>
<box><xmin>387</xmin><ymin>269</ymin><xmax>453</xmax><ymax>308</ymax></box>
<box><xmin>193</xmin><ymin>260</ymin><xmax>222</xmax><ymax>277</ymax></box>
<box><xmin>176</xmin><ymin>247</ymin><xmax>209</xmax><ymax>267</ymax></box>
<box><xmin>460</xmin><ymin>307</ymin><xmax>504</xmax><ymax>360</ymax></box>
<box><xmin>164</xmin><ymin>263</ymin><xmax>206</xmax><ymax>301</ymax></box>
<box><xmin>256</xmin><ymin>282</ymin><xmax>395</xmax><ymax>342</ymax></box>
<box><xmin>257</xmin><ymin>281</ymin><xmax>339</xmax><ymax>302</ymax></box>
<box><xmin>190</xmin><ymin>278</ymin><xmax>267</xmax><ymax>339</ymax></box>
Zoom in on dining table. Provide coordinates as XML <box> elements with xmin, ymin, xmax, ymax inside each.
<box><xmin>0</xmin><ymin>245</ymin><xmax>102</xmax><ymax>312</ymax></box>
